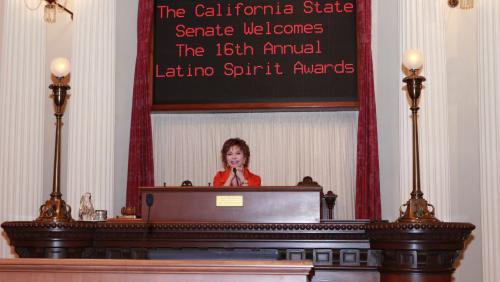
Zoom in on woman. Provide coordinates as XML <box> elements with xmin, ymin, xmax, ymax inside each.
<box><xmin>213</xmin><ymin>138</ymin><xmax>261</xmax><ymax>187</ymax></box>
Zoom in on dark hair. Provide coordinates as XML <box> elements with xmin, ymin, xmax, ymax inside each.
<box><xmin>221</xmin><ymin>138</ymin><xmax>250</xmax><ymax>168</ymax></box>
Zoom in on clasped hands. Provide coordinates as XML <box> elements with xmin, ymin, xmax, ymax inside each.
<box><xmin>230</xmin><ymin>167</ymin><xmax>248</xmax><ymax>186</ymax></box>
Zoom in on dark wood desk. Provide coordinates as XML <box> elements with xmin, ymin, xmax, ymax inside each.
<box><xmin>2</xmin><ymin>188</ymin><xmax>474</xmax><ymax>282</ymax></box>
<box><xmin>1</xmin><ymin>220</ymin><xmax>473</xmax><ymax>282</ymax></box>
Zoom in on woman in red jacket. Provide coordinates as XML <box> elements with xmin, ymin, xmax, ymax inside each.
<box><xmin>213</xmin><ymin>138</ymin><xmax>261</xmax><ymax>187</ymax></box>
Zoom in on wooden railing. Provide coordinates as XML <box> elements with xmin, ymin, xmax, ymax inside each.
<box><xmin>0</xmin><ymin>259</ymin><xmax>314</xmax><ymax>282</ymax></box>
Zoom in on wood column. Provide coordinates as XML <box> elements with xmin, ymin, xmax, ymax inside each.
<box><xmin>366</xmin><ymin>222</ymin><xmax>474</xmax><ymax>282</ymax></box>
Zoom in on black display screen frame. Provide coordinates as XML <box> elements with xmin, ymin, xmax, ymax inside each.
<box><xmin>151</xmin><ymin>0</ymin><xmax>359</xmax><ymax>112</ymax></box>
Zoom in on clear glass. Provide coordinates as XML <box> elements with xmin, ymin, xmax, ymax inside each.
<box><xmin>44</xmin><ymin>3</ymin><xmax>56</xmax><ymax>23</ymax></box>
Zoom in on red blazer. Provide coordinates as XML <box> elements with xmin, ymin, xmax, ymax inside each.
<box><xmin>213</xmin><ymin>167</ymin><xmax>261</xmax><ymax>187</ymax></box>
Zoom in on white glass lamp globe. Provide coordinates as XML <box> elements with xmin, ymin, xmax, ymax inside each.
<box><xmin>402</xmin><ymin>49</ymin><xmax>423</xmax><ymax>71</ymax></box>
<box><xmin>50</xmin><ymin>57</ymin><xmax>71</xmax><ymax>78</ymax></box>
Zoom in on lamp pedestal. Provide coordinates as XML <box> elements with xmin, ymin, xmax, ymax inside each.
<box><xmin>37</xmin><ymin>83</ymin><xmax>73</xmax><ymax>222</ymax></box>
<box><xmin>397</xmin><ymin>71</ymin><xmax>439</xmax><ymax>224</ymax></box>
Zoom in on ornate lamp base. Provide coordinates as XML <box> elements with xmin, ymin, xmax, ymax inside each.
<box><xmin>36</xmin><ymin>195</ymin><xmax>73</xmax><ymax>222</ymax></box>
<box><xmin>397</xmin><ymin>197</ymin><xmax>439</xmax><ymax>223</ymax></box>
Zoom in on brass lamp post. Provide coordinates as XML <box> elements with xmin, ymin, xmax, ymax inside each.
<box><xmin>397</xmin><ymin>50</ymin><xmax>439</xmax><ymax>223</ymax></box>
<box><xmin>37</xmin><ymin>57</ymin><xmax>73</xmax><ymax>222</ymax></box>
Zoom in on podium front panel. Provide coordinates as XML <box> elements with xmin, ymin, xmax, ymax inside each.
<box><xmin>140</xmin><ymin>187</ymin><xmax>322</xmax><ymax>223</ymax></box>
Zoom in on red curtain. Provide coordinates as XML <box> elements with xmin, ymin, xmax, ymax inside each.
<box><xmin>126</xmin><ymin>0</ymin><xmax>155</xmax><ymax>212</ymax></box>
<box><xmin>355</xmin><ymin>0</ymin><xmax>381</xmax><ymax>220</ymax></box>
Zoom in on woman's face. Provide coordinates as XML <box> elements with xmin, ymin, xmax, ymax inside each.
<box><xmin>226</xmin><ymin>145</ymin><xmax>246</xmax><ymax>169</ymax></box>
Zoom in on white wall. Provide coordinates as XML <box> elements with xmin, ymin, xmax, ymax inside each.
<box><xmin>0</xmin><ymin>1</ymin><xmax>3</xmax><ymax>43</ymax></box>
<box><xmin>373</xmin><ymin>0</ymin><xmax>402</xmax><ymax>221</ymax></box>
<box><xmin>114</xmin><ymin>0</ymin><xmax>137</xmax><ymax>215</ymax></box>
<box><xmin>446</xmin><ymin>7</ymin><xmax>482</xmax><ymax>282</ymax></box>
<box><xmin>65</xmin><ymin>0</ymin><xmax>117</xmax><ymax>218</ymax></box>
<box><xmin>0</xmin><ymin>0</ymin><xmax>47</xmax><ymax>257</ymax></box>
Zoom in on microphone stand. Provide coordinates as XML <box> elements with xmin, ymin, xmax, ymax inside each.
<box><xmin>142</xmin><ymin>193</ymin><xmax>154</xmax><ymax>258</ymax></box>
<box><xmin>233</xmin><ymin>168</ymin><xmax>241</xmax><ymax>186</ymax></box>
<box><xmin>145</xmin><ymin>193</ymin><xmax>154</xmax><ymax>230</ymax></box>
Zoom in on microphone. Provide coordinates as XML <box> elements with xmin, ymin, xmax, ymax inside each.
<box><xmin>143</xmin><ymin>193</ymin><xmax>155</xmax><ymax>257</ymax></box>
<box><xmin>233</xmin><ymin>168</ymin><xmax>241</xmax><ymax>186</ymax></box>
<box><xmin>145</xmin><ymin>193</ymin><xmax>154</xmax><ymax>223</ymax></box>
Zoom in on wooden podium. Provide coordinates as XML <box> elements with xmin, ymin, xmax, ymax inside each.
<box><xmin>140</xmin><ymin>187</ymin><xmax>322</xmax><ymax>223</ymax></box>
